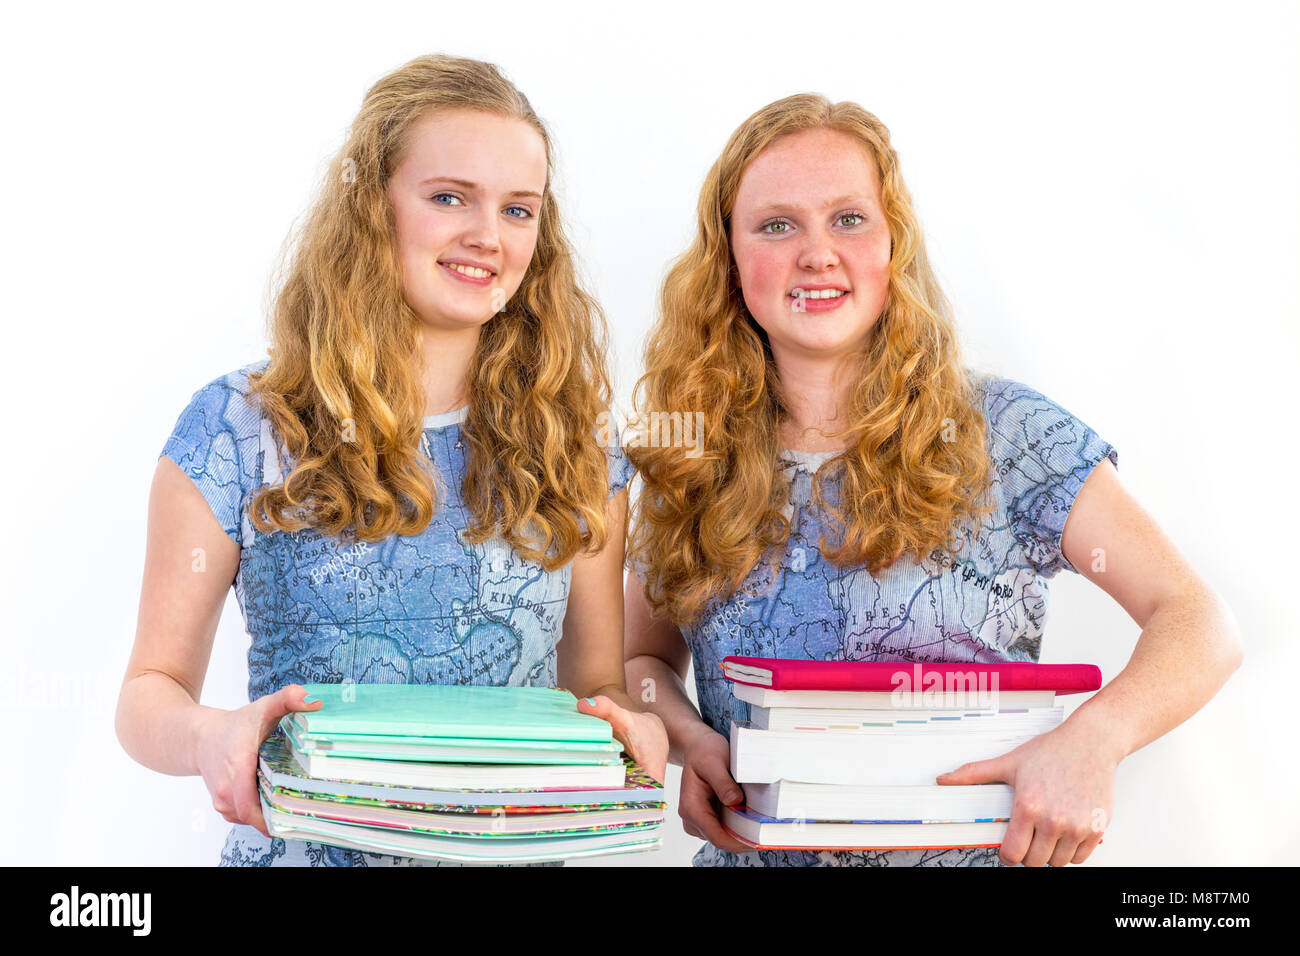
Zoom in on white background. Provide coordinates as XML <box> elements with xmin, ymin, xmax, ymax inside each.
<box><xmin>1</xmin><ymin>0</ymin><xmax>1296</xmax><ymax>866</ymax></box>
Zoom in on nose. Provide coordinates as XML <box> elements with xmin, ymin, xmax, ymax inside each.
<box><xmin>461</xmin><ymin>208</ymin><xmax>501</xmax><ymax>254</ymax></box>
<box><xmin>796</xmin><ymin>227</ymin><xmax>838</xmax><ymax>273</ymax></box>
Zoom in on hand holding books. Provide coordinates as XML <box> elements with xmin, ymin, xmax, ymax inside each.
<box><xmin>935</xmin><ymin>705</ymin><xmax>1121</xmax><ymax>866</ymax></box>
<box><xmin>576</xmin><ymin>694</ymin><xmax>670</xmax><ymax>784</ymax></box>
<box><xmin>192</xmin><ymin>683</ymin><xmax>323</xmax><ymax>838</ymax></box>
<box><xmin>257</xmin><ymin>683</ymin><xmax>667</xmax><ymax>863</ymax></box>
<box><xmin>677</xmin><ymin>721</ymin><xmax>754</xmax><ymax>855</ymax></box>
<box><xmin>719</xmin><ymin>657</ymin><xmax>1106</xmax><ymax>858</ymax></box>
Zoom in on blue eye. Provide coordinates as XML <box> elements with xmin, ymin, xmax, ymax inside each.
<box><xmin>431</xmin><ymin>192</ymin><xmax>463</xmax><ymax>206</ymax></box>
<box><xmin>505</xmin><ymin>205</ymin><xmax>533</xmax><ymax>219</ymax></box>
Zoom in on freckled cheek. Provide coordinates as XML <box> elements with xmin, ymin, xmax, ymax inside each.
<box><xmin>734</xmin><ymin>245</ymin><xmax>791</xmax><ymax>310</ymax></box>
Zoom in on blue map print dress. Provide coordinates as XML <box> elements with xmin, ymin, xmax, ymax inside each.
<box><xmin>641</xmin><ymin>374</ymin><xmax>1118</xmax><ymax>867</ymax></box>
<box><xmin>159</xmin><ymin>360</ymin><xmax>635</xmax><ymax>866</ymax></box>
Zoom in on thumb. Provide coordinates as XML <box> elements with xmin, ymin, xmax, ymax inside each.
<box><xmin>259</xmin><ymin>684</ymin><xmax>321</xmax><ymax>737</ymax></box>
<box><xmin>936</xmin><ymin>756</ymin><xmax>1007</xmax><ymax>786</ymax></box>
<box><xmin>694</xmin><ymin>750</ymin><xmax>744</xmax><ymax>808</ymax></box>
<box><xmin>576</xmin><ymin>694</ymin><xmax>633</xmax><ymax>743</ymax></box>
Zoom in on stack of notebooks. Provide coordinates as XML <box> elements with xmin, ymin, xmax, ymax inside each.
<box><xmin>718</xmin><ymin>656</ymin><xmax>1102</xmax><ymax>851</ymax></box>
<box><xmin>257</xmin><ymin>683</ymin><xmax>665</xmax><ymax>864</ymax></box>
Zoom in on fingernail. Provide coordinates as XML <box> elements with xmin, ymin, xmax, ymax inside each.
<box><xmin>303</xmin><ymin>694</ymin><xmax>319</xmax><ymax>704</ymax></box>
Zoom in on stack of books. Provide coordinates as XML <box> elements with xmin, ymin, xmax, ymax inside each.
<box><xmin>257</xmin><ymin>683</ymin><xmax>665</xmax><ymax>864</ymax></box>
<box><xmin>718</xmin><ymin>656</ymin><xmax>1102</xmax><ymax>851</ymax></box>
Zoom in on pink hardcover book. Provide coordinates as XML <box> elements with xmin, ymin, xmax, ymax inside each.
<box><xmin>721</xmin><ymin>657</ymin><xmax>1102</xmax><ymax>695</ymax></box>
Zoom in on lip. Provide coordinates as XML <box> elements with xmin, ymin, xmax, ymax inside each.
<box><xmin>438</xmin><ymin>258</ymin><xmax>497</xmax><ymax>286</ymax></box>
<box><xmin>788</xmin><ymin>283</ymin><xmax>850</xmax><ymax>294</ymax></box>
<box><xmin>789</xmin><ymin>283</ymin><xmax>851</xmax><ymax>314</ymax></box>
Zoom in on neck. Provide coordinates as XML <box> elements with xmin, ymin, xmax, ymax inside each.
<box><xmin>772</xmin><ymin>348</ymin><xmax>858</xmax><ymax>452</ymax></box>
<box><xmin>419</xmin><ymin>324</ymin><xmax>480</xmax><ymax>417</ymax></box>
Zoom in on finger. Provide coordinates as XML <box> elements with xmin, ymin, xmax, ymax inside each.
<box><xmin>579</xmin><ymin>698</ymin><xmax>669</xmax><ymax>783</ymax></box>
<box><xmin>936</xmin><ymin>756</ymin><xmax>1007</xmax><ymax>787</ymax></box>
<box><xmin>679</xmin><ymin>769</ymin><xmax>753</xmax><ymax>854</ymax></box>
<box><xmin>576</xmin><ymin>694</ymin><xmax>624</xmax><ymax>729</ymax></box>
<box><xmin>231</xmin><ymin>758</ymin><xmax>269</xmax><ymax>838</ymax></box>
<box><xmin>998</xmin><ymin>805</ymin><xmax>1036</xmax><ymax>866</ymax></box>
<box><xmin>1020</xmin><ymin>808</ymin><xmax>1069</xmax><ymax>867</ymax></box>
<box><xmin>1048</xmin><ymin>832</ymin><xmax>1082</xmax><ymax>867</ymax></box>
<box><xmin>704</xmin><ymin>800</ymin><xmax>760</xmax><ymax>855</ymax></box>
<box><xmin>1071</xmin><ymin>830</ymin><xmax>1103</xmax><ymax>864</ymax></box>
<box><xmin>259</xmin><ymin>684</ymin><xmax>322</xmax><ymax>738</ymax></box>
<box><xmin>691</xmin><ymin>749</ymin><xmax>744</xmax><ymax>808</ymax></box>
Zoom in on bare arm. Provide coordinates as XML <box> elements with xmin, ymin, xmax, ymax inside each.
<box><xmin>1057</xmin><ymin>457</ymin><xmax>1243</xmax><ymax>757</ymax></box>
<box><xmin>116</xmin><ymin>457</ymin><xmax>241</xmax><ymax>775</ymax></box>
<box><xmin>940</xmin><ymin>458</ymin><xmax>1244</xmax><ymax>866</ymax></box>
<box><xmin>623</xmin><ymin>579</ymin><xmax>709</xmax><ymax>766</ymax></box>
<box><xmin>559</xmin><ymin>487</ymin><xmax>669</xmax><ymax>782</ymax></box>
<box><xmin>116</xmin><ymin>456</ymin><xmax>319</xmax><ymax>837</ymax></box>
<box><xmin>624</xmin><ymin>576</ymin><xmax>752</xmax><ymax>853</ymax></box>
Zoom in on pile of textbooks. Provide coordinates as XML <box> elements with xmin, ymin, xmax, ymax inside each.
<box><xmin>718</xmin><ymin>656</ymin><xmax>1102</xmax><ymax>851</ymax></box>
<box><xmin>257</xmin><ymin>683</ymin><xmax>664</xmax><ymax>864</ymax></box>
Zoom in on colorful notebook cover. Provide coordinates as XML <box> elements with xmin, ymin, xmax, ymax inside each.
<box><xmin>258</xmin><ymin>729</ymin><xmax>664</xmax><ymax>811</ymax></box>
<box><xmin>260</xmin><ymin>796</ymin><xmax>663</xmax><ymax>864</ymax></box>
<box><xmin>281</xmin><ymin>716</ymin><xmax>624</xmax><ymax>765</ymax></box>
<box><xmin>290</xmin><ymin>683</ymin><xmax>614</xmax><ymax>742</ymax></box>
<box><xmin>721</xmin><ymin>657</ymin><xmax>1102</xmax><ymax>695</ymax></box>
<box><xmin>258</xmin><ymin>774</ymin><xmax>662</xmax><ymax>840</ymax></box>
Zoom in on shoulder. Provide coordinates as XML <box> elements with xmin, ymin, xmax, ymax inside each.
<box><xmin>188</xmin><ymin>358</ymin><xmax>270</xmax><ymax>409</ymax></box>
<box><xmin>967</xmin><ymin>370</ymin><xmax>1119</xmax><ymax>575</ymax></box>
<box><xmin>969</xmin><ymin>371</ymin><xmax>1116</xmax><ymax>468</ymax></box>
<box><xmin>169</xmin><ymin>359</ymin><xmax>271</xmax><ymax>443</ymax></box>
<box><xmin>161</xmin><ymin>358</ymin><xmax>273</xmax><ymax>476</ymax></box>
<box><xmin>597</xmin><ymin>406</ymin><xmax>636</xmax><ymax>497</ymax></box>
<box><xmin>158</xmin><ymin>359</ymin><xmax>272</xmax><ymax>546</ymax></box>
<box><xmin>970</xmin><ymin>371</ymin><xmax>1065</xmax><ymax>427</ymax></box>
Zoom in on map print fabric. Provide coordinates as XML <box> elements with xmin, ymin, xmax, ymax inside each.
<box><xmin>657</xmin><ymin>374</ymin><xmax>1118</xmax><ymax>867</ymax></box>
<box><xmin>159</xmin><ymin>360</ymin><xmax>635</xmax><ymax>867</ymax></box>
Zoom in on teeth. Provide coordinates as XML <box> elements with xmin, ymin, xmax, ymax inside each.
<box><xmin>791</xmin><ymin>288</ymin><xmax>847</xmax><ymax>299</ymax></box>
<box><xmin>446</xmin><ymin>263</ymin><xmax>492</xmax><ymax>278</ymax></box>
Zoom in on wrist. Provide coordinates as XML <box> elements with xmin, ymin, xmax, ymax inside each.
<box><xmin>1059</xmin><ymin>699</ymin><xmax>1130</xmax><ymax>767</ymax></box>
<box><xmin>186</xmin><ymin>704</ymin><xmax>224</xmax><ymax>776</ymax></box>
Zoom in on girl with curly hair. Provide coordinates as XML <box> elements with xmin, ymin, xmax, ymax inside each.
<box><xmin>117</xmin><ymin>53</ymin><xmax>666</xmax><ymax>866</ymax></box>
<box><xmin>623</xmin><ymin>93</ymin><xmax>1241</xmax><ymax>867</ymax></box>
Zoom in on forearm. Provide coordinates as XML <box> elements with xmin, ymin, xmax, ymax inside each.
<box><xmin>624</xmin><ymin>653</ymin><xmax>711</xmax><ymax>766</ymax></box>
<box><xmin>115</xmin><ymin>671</ymin><xmax>220</xmax><ymax>776</ymax></box>
<box><xmin>1063</xmin><ymin>586</ymin><xmax>1244</xmax><ymax>762</ymax></box>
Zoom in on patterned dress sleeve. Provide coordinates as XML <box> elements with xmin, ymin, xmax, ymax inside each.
<box><xmin>983</xmin><ymin>377</ymin><xmax>1119</xmax><ymax>577</ymax></box>
<box><xmin>158</xmin><ymin>368</ymin><xmax>264</xmax><ymax>546</ymax></box>
<box><xmin>602</xmin><ymin>409</ymin><xmax>636</xmax><ymax>498</ymax></box>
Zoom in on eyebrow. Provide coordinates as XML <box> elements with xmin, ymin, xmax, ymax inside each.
<box><xmin>749</xmin><ymin>195</ymin><xmax>874</xmax><ymax>215</ymax></box>
<box><xmin>419</xmin><ymin>176</ymin><xmax>544</xmax><ymax>200</ymax></box>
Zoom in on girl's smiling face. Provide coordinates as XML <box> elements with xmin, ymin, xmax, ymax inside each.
<box><xmin>386</xmin><ymin>108</ymin><xmax>548</xmax><ymax>332</ymax></box>
<box><xmin>729</xmin><ymin>126</ymin><xmax>893</xmax><ymax>367</ymax></box>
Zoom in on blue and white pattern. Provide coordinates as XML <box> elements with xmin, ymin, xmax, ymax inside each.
<box><xmin>160</xmin><ymin>360</ymin><xmax>634</xmax><ymax>866</ymax></box>
<box><xmin>660</xmin><ymin>374</ymin><xmax>1118</xmax><ymax>867</ymax></box>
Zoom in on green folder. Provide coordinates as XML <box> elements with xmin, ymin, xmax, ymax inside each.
<box><xmin>289</xmin><ymin>683</ymin><xmax>614</xmax><ymax>744</ymax></box>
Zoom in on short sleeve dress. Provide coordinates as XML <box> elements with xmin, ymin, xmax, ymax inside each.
<box><xmin>649</xmin><ymin>374</ymin><xmax>1118</xmax><ymax>867</ymax></box>
<box><xmin>159</xmin><ymin>359</ymin><xmax>635</xmax><ymax>866</ymax></box>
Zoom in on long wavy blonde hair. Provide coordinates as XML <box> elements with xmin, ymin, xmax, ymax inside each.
<box><xmin>245</xmin><ymin>54</ymin><xmax>613</xmax><ymax>568</ymax></box>
<box><xmin>627</xmin><ymin>94</ymin><xmax>996</xmax><ymax>626</ymax></box>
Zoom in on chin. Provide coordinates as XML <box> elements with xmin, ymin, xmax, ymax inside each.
<box><xmin>416</xmin><ymin>308</ymin><xmax>496</xmax><ymax>331</ymax></box>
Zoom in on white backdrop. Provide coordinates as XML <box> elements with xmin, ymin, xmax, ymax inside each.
<box><xmin>1</xmin><ymin>0</ymin><xmax>1295</xmax><ymax>866</ymax></box>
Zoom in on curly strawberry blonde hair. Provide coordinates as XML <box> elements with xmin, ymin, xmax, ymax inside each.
<box><xmin>245</xmin><ymin>54</ymin><xmax>613</xmax><ymax>569</ymax></box>
<box><xmin>627</xmin><ymin>93</ymin><xmax>996</xmax><ymax>625</ymax></box>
